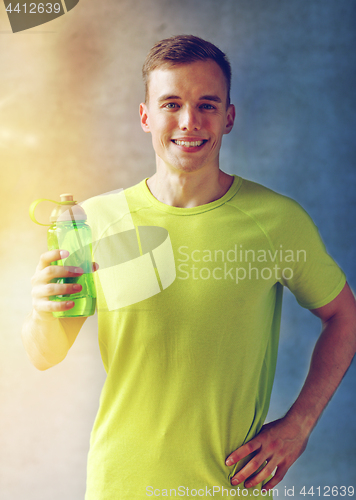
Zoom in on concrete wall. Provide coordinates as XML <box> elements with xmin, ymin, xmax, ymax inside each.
<box><xmin>0</xmin><ymin>1</ymin><xmax>355</xmax><ymax>498</ymax></box>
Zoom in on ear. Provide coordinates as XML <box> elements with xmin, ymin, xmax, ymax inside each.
<box><xmin>139</xmin><ymin>103</ymin><xmax>151</xmax><ymax>133</ymax></box>
<box><xmin>224</xmin><ymin>104</ymin><xmax>235</xmax><ymax>135</ymax></box>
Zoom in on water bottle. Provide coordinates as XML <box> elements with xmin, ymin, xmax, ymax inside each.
<box><xmin>30</xmin><ymin>194</ymin><xmax>96</xmax><ymax>318</ymax></box>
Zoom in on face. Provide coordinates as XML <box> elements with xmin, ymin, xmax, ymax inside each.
<box><xmin>139</xmin><ymin>60</ymin><xmax>235</xmax><ymax>175</ymax></box>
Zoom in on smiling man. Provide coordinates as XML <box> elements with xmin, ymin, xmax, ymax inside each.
<box><xmin>140</xmin><ymin>55</ymin><xmax>236</xmax><ymax>208</ymax></box>
<box><xmin>22</xmin><ymin>35</ymin><xmax>356</xmax><ymax>500</ymax></box>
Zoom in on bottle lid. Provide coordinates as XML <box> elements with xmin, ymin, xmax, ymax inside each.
<box><xmin>29</xmin><ymin>194</ymin><xmax>87</xmax><ymax>226</ymax></box>
<box><xmin>51</xmin><ymin>194</ymin><xmax>87</xmax><ymax>223</ymax></box>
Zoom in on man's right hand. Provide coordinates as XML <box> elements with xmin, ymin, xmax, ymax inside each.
<box><xmin>22</xmin><ymin>249</ymin><xmax>97</xmax><ymax>370</ymax></box>
<box><xmin>31</xmin><ymin>249</ymin><xmax>85</xmax><ymax>320</ymax></box>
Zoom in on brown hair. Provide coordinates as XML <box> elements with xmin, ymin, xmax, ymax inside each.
<box><xmin>142</xmin><ymin>35</ymin><xmax>232</xmax><ymax>106</ymax></box>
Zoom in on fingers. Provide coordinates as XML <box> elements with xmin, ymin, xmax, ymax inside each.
<box><xmin>226</xmin><ymin>439</ymin><xmax>266</xmax><ymax>488</ymax></box>
<box><xmin>239</xmin><ymin>459</ymin><xmax>278</xmax><ymax>489</ymax></box>
<box><xmin>32</xmin><ymin>298</ymin><xmax>76</xmax><ymax>318</ymax></box>
<box><xmin>227</xmin><ymin>435</ymin><xmax>280</xmax><ymax>489</ymax></box>
<box><xmin>36</xmin><ymin>249</ymin><xmax>68</xmax><ymax>272</ymax></box>
<box><xmin>32</xmin><ymin>279</ymin><xmax>83</xmax><ymax>316</ymax></box>
<box><xmin>35</xmin><ymin>249</ymin><xmax>98</xmax><ymax>276</ymax></box>
<box><xmin>32</xmin><ymin>249</ymin><xmax>97</xmax><ymax>316</ymax></box>
<box><xmin>32</xmin><ymin>264</ymin><xmax>84</xmax><ymax>288</ymax></box>
<box><xmin>32</xmin><ymin>282</ymin><xmax>83</xmax><ymax>300</ymax></box>
<box><xmin>32</xmin><ymin>250</ymin><xmax>84</xmax><ymax>316</ymax></box>
<box><xmin>226</xmin><ymin>440</ymin><xmax>261</xmax><ymax>466</ymax></box>
<box><xmin>230</xmin><ymin>454</ymin><xmax>266</xmax><ymax>487</ymax></box>
<box><xmin>260</xmin><ymin>467</ymin><xmax>287</xmax><ymax>491</ymax></box>
<box><xmin>226</xmin><ymin>418</ymin><xmax>309</xmax><ymax>491</ymax></box>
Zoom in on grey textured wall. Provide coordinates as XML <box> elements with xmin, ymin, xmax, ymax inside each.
<box><xmin>0</xmin><ymin>1</ymin><xmax>355</xmax><ymax>499</ymax></box>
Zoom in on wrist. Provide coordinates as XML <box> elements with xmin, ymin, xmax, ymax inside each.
<box><xmin>283</xmin><ymin>402</ymin><xmax>320</xmax><ymax>438</ymax></box>
<box><xmin>31</xmin><ymin>308</ymin><xmax>57</xmax><ymax>323</ymax></box>
<box><xmin>22</xmin><ymin>309</ymin><xmax>69</xmax><ymax>370</ymax></box>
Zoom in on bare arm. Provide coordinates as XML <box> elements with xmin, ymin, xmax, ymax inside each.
<box><xmin>284</xmin><ymin>281</ymin><xmax>356</xmax><ymax>437</ymax></box>
<box><xmin>21</xmin><ymin>249</ymin><xmax>90</xmax><ymax>371</ymax></box>
<box><xmin>225</xmin><ymin>282</ymin><xmax>356</xmax><ymax>490</ymax></box>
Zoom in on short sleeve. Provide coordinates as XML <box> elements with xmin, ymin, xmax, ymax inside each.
<box><xmin>274</xmin><ymin>200</ymin><xmax>346</xmax><ymax>309</ymax></box>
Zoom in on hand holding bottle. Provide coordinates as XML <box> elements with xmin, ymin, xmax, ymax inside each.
<box><xmin>31</xmin><ymin>248</ymin><xmax>87</xmax><ymax>319</ymax></box>
<box><xmin>23</xmin><ymin>249</ymin><xmax>98</xmax><ymax>370</ymax></box>
<box><xmin>30</xmin><ymin>194</ymin><xmax>97</xmax><ymax>318</ymax></box>
<box><xmin>23</xmin><ymin>193</ymin><xmax>98</xmax><ymax>369</ymax></box>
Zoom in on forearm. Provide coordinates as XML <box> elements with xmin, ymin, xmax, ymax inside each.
<box><xmin>284</xmin><ymin>313</ymin><xmax>356</xmax><ymax>435</ymax></box>
<box><xmin>21</xmin><ymin>310</ymin><xmax>71</xmax><ymax>370</ymax></box>
<box><xmin>226</xmin><ymin>285</ymin><xmax>356</xmax><ymax>490</ymax></box>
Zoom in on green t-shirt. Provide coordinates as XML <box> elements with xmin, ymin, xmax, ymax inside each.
<box><xmin>83</xmin><ymin>175</ymin><xmax>345</xmax><ymax>499</ymax></box>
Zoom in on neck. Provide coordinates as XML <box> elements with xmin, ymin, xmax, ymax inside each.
<box><xmin>146</xmin><ymin>165</ymin><xmax>234</xmax><ymax>208</ymax></box>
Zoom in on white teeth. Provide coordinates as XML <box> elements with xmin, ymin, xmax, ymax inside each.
<box><xmin>174</xmin><ymin>140</ymin><xmax>204</xmax><ymax>147</ymax></box>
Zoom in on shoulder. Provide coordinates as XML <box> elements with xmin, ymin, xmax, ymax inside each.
<box><xmin>230</xmin><ymin>177</ymin><xmax>311</xmax><ymax>227</ymax></box>
<box><xmin>237</xmin><ymin>177</ymin><xmax>299</xmax><ymax>207</ymax></box>
<box><xmin>81</xmin><ymin>179</ymin><xmax>148</xmax><ymax>215</ymax></box>
<box><xmin>230</xmin><ymin>177</ymin><xmax>328</xmax><ymax>258</ymax></box>
<box><xmin>80</xmin><ymin>179</ymin><xmax>148</xmax><ymax>240</ymax></box>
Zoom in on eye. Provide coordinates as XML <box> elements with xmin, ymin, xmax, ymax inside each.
<box><xmin>163</xmin><ymin>102</ymin><xmax>179</xmax><ymax>109</ymax></box>
<box><xmin>200</xmin><ymin>103</ymin><xmax>216</xmax><ymax>110</ymax></box>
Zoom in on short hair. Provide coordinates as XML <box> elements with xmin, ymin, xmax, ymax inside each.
<box><xmin>142</xmin><ymin>34</ymin><xmax>232</xmax><ymax>106</ymax></box>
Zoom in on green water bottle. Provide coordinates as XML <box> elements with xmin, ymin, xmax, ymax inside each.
<box><xmin>30</xmin><ymin>194</ymin><xmax>96</xmax><ymax>318</ymax></box>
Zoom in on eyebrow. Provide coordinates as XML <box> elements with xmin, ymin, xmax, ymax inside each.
<box><xmin>157</xmin><ymin>94</ymin><xmax>222</xmax><ymax>103</ymax></box>
<box><xmin>199</xmin><ymin>95</ymin><xmax>222</xmax><ymax>103</ymax></box>
<box><xmin>158</xmin><ymin>94</ymin><xmax>181</xmax><ymax>102</ymax></box>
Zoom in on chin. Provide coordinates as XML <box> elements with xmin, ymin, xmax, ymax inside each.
<box><xmin>169</xmin><ymin>157</ymin><xmax>210</xmax><ymax>173</ymax></box>
<box><xmin>173</xmin><ymin>164</ymin><xmax>206</xmax><ymax>174</ymax></box>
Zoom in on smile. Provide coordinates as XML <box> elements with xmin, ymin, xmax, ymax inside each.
<box><xmin>173</xmin><ymin>140</ymin><xmax>206</xmax><ymax>147</ymax></box>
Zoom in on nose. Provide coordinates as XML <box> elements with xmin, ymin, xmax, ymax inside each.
<box><xmin>179</xmin><ymin>105</ymin><xmax>201</xmax><ymax>131</ymax></box>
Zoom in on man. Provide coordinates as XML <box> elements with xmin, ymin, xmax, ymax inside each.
<box><xmin>22</xmin><ymin>35</ymin><xmax>356</xmax><ymax>499</ymax></box>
